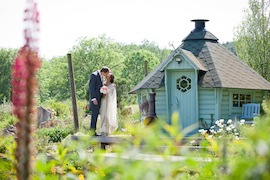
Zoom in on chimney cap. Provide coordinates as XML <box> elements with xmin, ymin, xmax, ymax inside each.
<box><xmin>191</xmin><ymin>19</ymin><xmax>209</xmax><ymax>22</ymax></box>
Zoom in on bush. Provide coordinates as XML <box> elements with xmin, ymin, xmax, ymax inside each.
<box><xmin>0</xmin><ymin>135</ymin><xmax>14</xmax><ymax>154</ymax></box>
<box><xmin>37</xmin><ymin>126</ymin><xmax>74</xmax><ymax>143</ymax></box>
<box><xmin>0</xmin><ymin>103</ymin><xmax>17</xmax><ymax>130</ymax></box>
<box><xmin>42</xmin><ymin>99</ymin><xmax>70</xmax><ymax>117</ymax></box>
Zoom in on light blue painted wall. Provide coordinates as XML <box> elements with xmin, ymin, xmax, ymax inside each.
<box><xmin>198</xmin><ymin>87</ymin><xmax>216</xmax><ymax>124</ymax></box>
<box><xmin>220</xmin><ymin>89</ymin><xmax>230</xmax><ymax>120</ymax></box>
<box><xmin>166</xmin><ymin>58</ymin><xmax>194</xmax><ymax>70</ymax></box>
<box><xmin>154</xmin><ymin>87</ymin><xmax>168</xmax><ymax>123</ymax></box>
<box><xmin>198</xmin><ymin>88</ymin><xmax>267</xmax><ymax>126</ymax></box>
<box><xmin>137</xmin><ymin>85</ymin><xmax>267</xmax><ymax>130</ymax></box>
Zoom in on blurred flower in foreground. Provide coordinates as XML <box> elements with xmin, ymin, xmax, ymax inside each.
<box><xmin>12</xmin><ymin>0</ymin><xmax>41</xmax><ymax>179</ymax></box>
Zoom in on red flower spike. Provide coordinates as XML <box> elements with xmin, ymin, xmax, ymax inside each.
<box><xmin>12</xmin><ymin>1</ymin><xmax>41</xmax><ymax>179</ymax></box>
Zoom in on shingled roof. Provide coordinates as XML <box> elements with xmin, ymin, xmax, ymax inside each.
<box><xmin>129</xmin><ymin>19</ymin><xmax>270</xmax><ymax>93</ymax></box>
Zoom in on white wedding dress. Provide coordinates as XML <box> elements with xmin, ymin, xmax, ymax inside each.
<box><xmin>99</xmin><ymin>83</ymin><xmax>118</xmax><ymax>136</ymax></box>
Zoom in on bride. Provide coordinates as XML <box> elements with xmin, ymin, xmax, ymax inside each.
<box><xmin>99</xmin><ymin>73</ymin><xmax>118</xmax><ymax>136</ymax></box>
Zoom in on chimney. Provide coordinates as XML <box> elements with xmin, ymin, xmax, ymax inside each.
<box><xmin>191</xmin><ymin>19</ymin><xmax>209</xmax><ymax>32</ymax></box>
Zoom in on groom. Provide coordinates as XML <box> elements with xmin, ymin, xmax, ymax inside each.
<box><xmin>89</xmin><ymin>66</ymin><xmax>110</xmax><ymax>136</ymax></box>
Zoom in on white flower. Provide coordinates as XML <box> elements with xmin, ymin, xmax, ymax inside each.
<box><xmin>226</xmin><ymin>127</ymin><xmax>232</xmax><ymax>131</ymax></box>
<box><xmin>220</xmin><ymin>119</ymin><xmax>224</xmax><ymax>123</ymax></box>
<box><xmin>227</xmin><ymin>119</ymin><xmax>232</xmax><ymax>124</ymax></box>
<box><xmin>217</xmin><ymin>129</ymin><xmax>223</xmax><ymax>133</ymax></box>
<box><xmin>256</xmin><ymin>140</ymin><xmax>269</xmax><ymax>156</ymax></box>
<box><xmin>210</xmin><ymin>126</ymin><xmax>215</xmax><ymax>129</ymax></box>
<box><xmin>190</xmin><ymin>140</ymin><xmax>197</xmax><ymax>146</ymax></box>
<box><xmin>201</xmin><ymin>130</ymin><xmax>208</xmax><ymax>135</ymax></box>
<box><xmin>235</xmin><ymin>132</ymin><xmax>239</xmax><ymax>136</ymax></box>
<box><xmin>235</xmin><ymin>136</ymin><xmax>239</xmax><ymax>140</ymax></box>
<box><xmin>240</xmin><ymin>119</ymin><xmax>245</xmax><ymax>123</ymax></box>
<box><xmin>198</xmin><ymin>129</ymin><xmax>204</xmax><ymax>133</ymax></box>
<box><xmin>229</xmin><ymin>124</ymin><xmax>235</xmax><ymax>129</ymax></box>
<box><xmin>100</xmin><ymin>85</ymin><xmax>109</xmax><ymax>94</ymax></box>
<box><xmin>218</xmin><ymin>124</ymin><xmax>224</xmax><ymax>128</ymax></box>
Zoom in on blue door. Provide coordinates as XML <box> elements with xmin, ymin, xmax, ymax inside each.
<box><xmin>169</xmin><ymin>70</ymin><xmax>198</xmax><ymax>135</ymax></box>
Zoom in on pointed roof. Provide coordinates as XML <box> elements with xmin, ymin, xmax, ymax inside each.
<box><xmin>129</xmin><ymin>19</ymin><xmax>270</xmax><ymax>93</ymax></box>
<box><xmin>129</xmin><ymin>49</ymin><xmax>206</xmax><ymax>93</ymax></box>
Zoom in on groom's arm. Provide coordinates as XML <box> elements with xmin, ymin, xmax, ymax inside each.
<box><xmin>89</xmin><ymin>74</ymin><xmax>97</xmax><ymax>102</ymax></box>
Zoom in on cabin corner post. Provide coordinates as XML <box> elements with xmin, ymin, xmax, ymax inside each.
<box><xmin>149</xmin><ymin>92</ymin><xmax>157</xmax><ymax>117</ymax></box>
<box><xmin>143</xmin><ymin>92</ymin><xmax>157</xmax><ymax>125</ymax></box>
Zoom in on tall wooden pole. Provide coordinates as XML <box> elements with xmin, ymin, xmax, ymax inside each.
<box><xmin>67</xmin><ymin>53</ymin><xmax>79</xmax><ymax>132</ymax></box>
<box><xmin>144</xmin><ymin>60</ymin><xmax>148</xmax><ymax>77</ymax></box>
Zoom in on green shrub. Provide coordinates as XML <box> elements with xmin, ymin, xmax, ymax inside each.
<box><xmin>42</xmin><ymin>99</ymin><xmax>70</xmax><ymax>117</ymax></box>
<box><xmin>37</xmin><ymin>126</ymin><xmax>74</xmax><ymax>143</ymax></box>
<box><xmin>0</xmin><ymin>136</ymin><xmax>14</xmax><ymax>154</ymax></box>
<box><xmin>0</xmin><ymin>103</ymin><xmax>17</xmax><ymax>130</ymax></box>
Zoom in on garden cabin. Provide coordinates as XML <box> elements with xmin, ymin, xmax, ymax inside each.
<box><xmin>129</xmin><ymin>19</ymin><xmax>270</xmax><ymax>135</ymax></box>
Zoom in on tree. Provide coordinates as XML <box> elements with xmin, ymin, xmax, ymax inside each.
<box><xmin>234</xmin><ymin>0</ymin><xmax>270</xmax><ymax>80</ymax></box>
<box><xmin>36</xmin><ymin>35</ymin><xmax>170</xmax><ymax>103</ymax></box>
<box><xmin>38</xmin><ymin>56</ymin><xmax>70</xmax><ymax>101</ymax></box>
<box><xmin>0</xmin><ymin>48</ymin><xmax>17</xmax><ymax>102</ymax></box>
<box><xmin>222</xmin><ymin>42</ymin><xmax>236</xmax><ymax>55</ymax></box>
<box><xmin>120</xmin><ymin>40</ymin><xmax>171</xmax><ymax>63</ymax></box>
<box><xmin>70</xmin><ymin>35</ymin><xmax>125</xmax><ymax>99</ymax></box>
<box><xmin>139</xmin><ymin>39</ymin><xmax>171</xmax><ymax>62</ymax></box>
<box><xmin>38</xmin><ymin>35</ymin><xmax>126</xmax><ymax>101</ymax></box>
<box><xmin>121</xmin><ymin>49</ymin><xmax>160</xmax><ymax>89</ymax></box>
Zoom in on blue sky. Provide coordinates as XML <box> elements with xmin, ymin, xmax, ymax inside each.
<box><xmin>0</xmin><ymin>0</ymin><xmax>249</xmax><ymax>59</ymax></box>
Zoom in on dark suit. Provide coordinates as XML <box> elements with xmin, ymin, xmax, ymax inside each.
<box><xmin>89</xmin><ymin>71</ymin><xmax>103</xmax><ymax>133</ymax></box>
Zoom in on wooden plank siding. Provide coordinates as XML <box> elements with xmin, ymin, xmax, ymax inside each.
<box><xmin>253</xmin><ymin>90</ymin><xmax>265</xmax><ymax>103</ymax></box>
<box><xmin>198</xmin><ymin>88</ymin><xmax>216</xmax><ymax>124</ymax></box>
<box><xmin>155</xmin><ymin>87</ymin><xmax>168</xmax><ymax>123</ymax></box>
<box><xmin>165</xmin><ymin>58</ymin><xmax>194</xmax><ymax>70</ymax></box>
<box><xmin>220</xmin><ymin>89</ymin><xmax>230</xmax><ymax>120</ymax></box>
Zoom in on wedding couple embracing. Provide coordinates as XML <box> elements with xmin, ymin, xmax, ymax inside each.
<box><xmin>89</xmin><ymin>66</ymin><xmax>118</xmax><ymax>136</ymax></box>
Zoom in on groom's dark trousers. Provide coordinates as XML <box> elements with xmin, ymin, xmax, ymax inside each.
<box><xmin>89</xmin><ymin>71</ymin><xmax>103</xmax><ymax>134</ymax></box>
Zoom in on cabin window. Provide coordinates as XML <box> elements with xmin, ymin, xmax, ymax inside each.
<box><xmin>232</xmin><ymin>93</ymin><xmax>251</xmax><ymax>107</ymax></box>
<box><xmin>177</xmin><ymin>76</ymin><xmax>191</xmax><ymax>92</ymax></box>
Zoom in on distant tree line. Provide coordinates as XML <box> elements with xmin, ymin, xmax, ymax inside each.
<box><xmin>0</xmin><ymin>36</ymin><xmax>171</xmax><ymax>108</ymax></box>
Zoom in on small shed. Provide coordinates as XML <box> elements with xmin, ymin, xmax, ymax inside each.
<box><xmin>129</xmin><ymin>19</ymin><xmax>270</xmax><ymax>135</ymax></box>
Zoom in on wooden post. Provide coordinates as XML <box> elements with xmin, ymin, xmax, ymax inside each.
<box><xmin>67</xmin><ymin>53</ymin><xmax>79</xmax><ymax>132</ymax></box>
<box><xmin>148</xmin><ymin>92</ymin><xmax>156</xmax><ymax>117</ymax></box>
<box><xmin>144</xmin><ymin>60</ymin><xmax>148</xmax><ymax>77</ymax></box>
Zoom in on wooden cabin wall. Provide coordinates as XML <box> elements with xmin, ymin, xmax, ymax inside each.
<box><xmin>198</xmin><ymin>87</ymin><xmax>216</xmax><ymax>125</ymax></box>
<box><xmin>220</xmin><ymin>89</ymin><xmax>230</xmax><ymax>120</ymax></box>
<box><xmin>154</xmin><ymin>87</ymin><xmax>168</xmax><ymax>123</ymax></box>
<box><xmin>227</xmin><ymin>89</ymin><xmax>265</xmax><ymax>118</ymax></box>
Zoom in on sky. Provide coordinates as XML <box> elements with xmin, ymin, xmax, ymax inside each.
<box><xmin>1</xmin><ymin>0</ymin><xmax>249</xmax><ymax>59</ymax></box>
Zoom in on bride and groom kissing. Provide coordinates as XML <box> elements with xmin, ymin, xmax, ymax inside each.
<box><xmin>89</xmin><ymin>66</ymin><xmax>118</xmax><ymax>136</ymax></box>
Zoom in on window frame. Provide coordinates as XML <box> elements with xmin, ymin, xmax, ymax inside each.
<box><xmin>232</xmin><ymin>93</ymin><xmax>252</xmax><ymax>107</ymax></box>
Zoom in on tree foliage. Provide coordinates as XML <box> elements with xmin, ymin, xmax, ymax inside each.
<box><xmin>234</xmin><ymin>0</ymin><xmax>270</xmax><ymax>80</ymax></box>
<box><xmin>70</xmin><ymin>35</ymin><xmax>125</xmax><ymax>99</ymax></box>
<box><xmin>1</xmin><ymin>35</ymin><xmax>171</xmax><ymax>105</ymax></box>
<box><xmin>0</xmin><ymin>48</ymin><xmax>17</xmax><ymax>102</ymax></box>
<box><xmin>38</xmin><ymin>56</ymin><xmax>70</xmax><ymax>101</ymax></box>
<box><xmin>50</xmin><ymin>35</ymin><xmax>168</xmax><ymax>104</ymax></box>
<box><xmin>121</xmin><ymin>49</ymin><xmax>160</xmax><ymax>89</ymax></box>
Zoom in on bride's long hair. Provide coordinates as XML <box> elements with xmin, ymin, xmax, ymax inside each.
<box><xmin>109</xmin><ymin>73</ymin><xmax>115</xmax><ymax>83</ymax></box>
